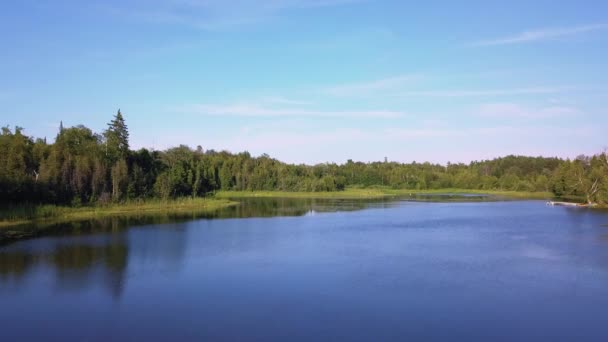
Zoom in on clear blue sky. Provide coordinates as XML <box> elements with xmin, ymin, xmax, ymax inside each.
<box><xmin>1</xmin><ymin>0</ymin><xmax>607</xmax><ymax>164</ymax></box>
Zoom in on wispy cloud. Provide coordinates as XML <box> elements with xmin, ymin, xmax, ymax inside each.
<box><xmin>325</xmin><ymin>74</ymin><xmax>422</xmax><ymax>96</ymax></box>
<box><xmin>324</xmin><ymin>73</ymin><xmax>569</xmax><ymax>98</ymax></box>
<box><xmin>258</xmin><ymin>96</ymin><xmax>313</xmax><ymax>106</ymax></box>
<box><xmin>113</xmin><ymin>0</ymin><xmax>364</xmax><ymax>30</ymax></box>
<box><xmin>477</xmin><ymin>103</ymin><xmax>581</xmax><ymax>119</ymax></box>
<box><xmin>392</xmin><ymin>87</ymin><xmax>565</xmax><ymax>98</ymax></box>
<box><xmin>473</xmin><ymin>23</ymin><xmax>608</xmax><ymax>46</ymax></box>
<box><xmin>383</xmin><ymin>127</ymin><xmax>465</xmax><ymax>139</ymax></box>
<box><xmin>172</xmin><ymin>103</ymin><xmax>405</xmax><ymax>118</ymax></box>
<box><xmin>384</xmin><ymin>124</ymin><xmax>592</xmax><ymax>140</ymax></box>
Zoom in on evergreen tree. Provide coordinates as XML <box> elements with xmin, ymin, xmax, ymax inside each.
<box><xmin>104</xmin><ymin>109</ymin><xmax>129</xmax><ymax>163</ymax></box>
<box><xmin>2</xmin><ymin>118</ymin><xmax>608</xmax><ymax>206</ymax></box>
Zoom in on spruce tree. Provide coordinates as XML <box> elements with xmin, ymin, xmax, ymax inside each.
<box><xmin>104</xmin><ymin>109</ymin><xmax>130</xmax><ymax>163</ymax></box>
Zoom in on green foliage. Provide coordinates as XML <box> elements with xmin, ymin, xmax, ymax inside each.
<box><xmin>2</xmin><ymin>115</ymin><xmax>607</xmax><ymax>207</ymax></box>
<box><xmin>104</xmin><ymin>109</ymin><xmax>129</xmax><ymax>164</ymax></box>
<box><xmin>550</xmin><ymin>155</ymin><xmax>608</xmax><ymax>204</ymax></box>
<box><xmin>111</xmin><ymin>159</ymin><xmax>128</xmax><ymax>202</ymax></box>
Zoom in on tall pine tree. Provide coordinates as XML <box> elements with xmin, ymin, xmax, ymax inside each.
<box><xmin>104</xmin><ymin>109</ymin><xmax>129</xmax><ymax>164</ymax></box>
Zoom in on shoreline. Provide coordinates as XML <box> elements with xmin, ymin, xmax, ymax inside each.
<box><xmin>1</xmin><ymin>188</ymin><xmax>598</xmax><ymax>243</ymax></box>
<box><xmin>0</xmin><ymin>198</ymin><xmax>238</xmax><ymax>230</ymax></box>
<box><xmin>214</xmin><ymin>188</ymin><xmax>554</xmax><ymax>200</ymax></box>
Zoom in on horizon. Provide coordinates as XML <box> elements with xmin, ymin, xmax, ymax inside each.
<box><xmin>2</xmin><ymin>0</ymin><xmax>607</xmax><ymax>164</ymax></box>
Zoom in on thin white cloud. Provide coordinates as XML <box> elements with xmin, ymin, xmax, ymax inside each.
<box><xmin>172</xmin><ymin>103</ymin><xmax>405</xmax><ymax>118</ymax></box>
<box><xmin>393</xmin><ymin>87</ymin><xmax>564</xmax><ymax>98</ymax></box>
<box><xmin>474</xmin><ymin>23</ymin><xmax>608</xmax><ymax>46</ymax></box>
<box><xmin>383</xmin><ymin>128</ymin><xmax>465</xmax><ymax>139</ymax></box>
<box><xmin>477</xmin><ymin>103</ymin><xmax>581</xmax><ymax>119</ymax></box>
<box><xmin>475</xmin><ymin>125</ymin><xmax>582</xmax><ymax>136</ymax></box>
<box><xmin>258</xmin><ymin>96</ymin><xmax>313</xmax><ymax>106</ymax></box>
<box><xmin>384</xmin><ymin>125</ymin><xmax>593</xmax><ymax>140</ymax></box>
<box><xmin>324</xmin><ymin>74</ymin><xmax>568</xmax><ymax>98</ymax></box>
<box><xmin>217</xmin><ymin>128</ymin><xmax>368</xmax><ymax>151</ymax></box>
<box><xmin>325</xmin><ymin>74</ymin><xmax>422</xmax><ymax>96</ymax></box>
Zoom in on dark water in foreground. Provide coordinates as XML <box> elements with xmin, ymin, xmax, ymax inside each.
<box><xmin>1</xmin><ymin>198</ymin><xmax>608</xmax><ymax>341</ymax></box>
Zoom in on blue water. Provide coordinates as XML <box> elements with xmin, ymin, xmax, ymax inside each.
<box><xmin>1</xmin><ymin>199</ymin><xmax>608</xmax><ymax>341</ymax></box>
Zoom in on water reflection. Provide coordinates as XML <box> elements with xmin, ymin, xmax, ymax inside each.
<box><xmin>402</xmin><ymin>193</ymin><xmax>493</xmax><ymax>201</ymax></box>
<box><xmin>2</xmin><ymin>198</ymin><xmax>608</xmax><ymax>341</ymax></box>
<box><xmin>227</xmin><ymin>197</ymin><xmax>394</xmax><ymax>217</ymax></box>
<box><xmin>1</xmin><ymin>197</ymin><xmax>395</xmax><ymax>245</ymax></box>
<box><xmin>0</xmin><ymin>198</ymin><xmax>391</xmax><ymax>296</ymax></box>
<box><xmin>3</xmin><ymin>196</ymin><xmax>601</xmax><ymax>301</ymax></box>
<box><xmin>0</xmin><ymin>234</ymin><xmax>128</xmax><ymax>298</ymax></box>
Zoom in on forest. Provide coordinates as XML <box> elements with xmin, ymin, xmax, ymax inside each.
<box><xmin>1</xmin><ymin>111</ymin><xmax>607</xmax><ymax>206</ymax></box>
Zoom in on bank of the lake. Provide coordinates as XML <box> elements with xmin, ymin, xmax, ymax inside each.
<box><xmin>0</xmin><ymin>188</ymin><xmax>564</xmax><ymax>229</ymax></box>
<box><xmin>0</xmin><ymin>198</ymin><xmax>237</xmax><ymax>229</ymax></box>
<box><xmin>0</xmin><ymin>188</ymin><xmax>573</xmax><ymax>243</ymax></box>
<box><xmin>214</xmin><ymin>188</ymin><xmax>554</xmax><ymax>200</ymax></box>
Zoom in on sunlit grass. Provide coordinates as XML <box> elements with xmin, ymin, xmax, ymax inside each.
<box><xmin>0</xmin><ymin>188</ymin><xmax>566</xmax><ymax>229</ymax></box>
<box><xmin>0</xmin><ymin>198</ymin><xmax>237</xmax><ymax>228</ymax></box>
<box><xmin>215</xmin><ymin>187</ymin><xmax>553</xmax><ymax>200</ymax></box>
<box><xmin>214</xmin><ymin>189</ymin><xmax>392</xmax><ymax>199</ymax></box>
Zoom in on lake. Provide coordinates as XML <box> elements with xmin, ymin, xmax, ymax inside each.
<box><xmin>1</xmin><ymin>198</ymin><xmax>608</xmax><ymax>341</ymax></box>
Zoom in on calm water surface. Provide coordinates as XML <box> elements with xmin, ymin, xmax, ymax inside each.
<box><xmin>2</xmin><ymin>198</ymin><xmax>608</xmax><ymax>341</ymax></box>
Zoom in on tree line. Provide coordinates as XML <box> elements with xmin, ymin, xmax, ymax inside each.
<box><xmin>1</xmin><ymin>111</ymin><xmax>607</xmax><ymax>205</ymax></box>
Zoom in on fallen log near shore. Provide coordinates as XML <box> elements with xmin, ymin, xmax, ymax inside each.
<box><xmin>546</xmin><ymin>201</ymin><xmax>595</xmax><ymax>207</ymax></box>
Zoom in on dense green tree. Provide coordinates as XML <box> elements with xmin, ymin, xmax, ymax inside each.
<box><xmin>2</xmin><ymin>115</ymin><xmax>607</xmax><ymax>206</ymax></box>
<box><xmin>104</xmin><ymin>110</ymin><xmax>129</xmax><ymax>163</ymax></box>
<box><xmin>111</xmin><ymin>159</ymin><xmax>128</xmax><ymax>202</ymax></box>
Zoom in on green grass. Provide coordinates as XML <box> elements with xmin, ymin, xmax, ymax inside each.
<box><xmin>0</xmin><ymin>197</ymin><xmax>237</xmax><ymax>228</ymax></box>
<box><xmin>0</xmin><ymin>188</ymin><xmax>557</xmax><ymax>229</ymax></box>
<box><xmin>383</xmin><ymin>188</ymin><xmax>554</xmax><ymax>199</ymax></box>
<box><xmin>215</xmin><ymin>188</ymin><xmax>553</xmax><ymax>200</ymax></box>
<box><xmin>215</xmin><ymin>189</ymin><xmax>392</xmax><ymax>199</ymax></box>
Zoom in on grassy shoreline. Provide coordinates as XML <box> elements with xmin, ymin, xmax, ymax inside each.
<box><xmin>0</xmin><ymin>198</ymin><xmax>237</xmax><ymax>229</ymax></box>
<box><xmin>0</xmin><ymin>188</ymin><xmax>576</xmax><ymax>229</ymax></box>
<box><xmin>214</xmin><ymin>188</ymin><xmax>554</xmax><ymax>200</ymax></box>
